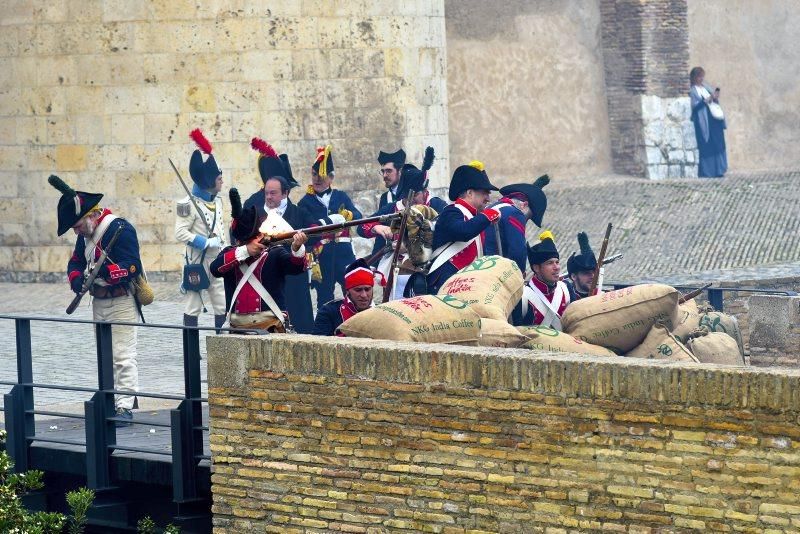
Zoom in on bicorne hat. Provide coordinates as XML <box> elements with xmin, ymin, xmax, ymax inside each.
<box><xmin>377</xmin><ymin>149</ymin><xmax>406</xmax><ymax>168</ymax></box>
<box><xmin>499</xmin><ymin>174</ymin><xmax>550</xmax><ymax>227</ymax></box>
<box><xmin>188</xmin><ymin>129</ymin><xmax>222</xmax><ymax>190</ymax></box>
<box><xmin>312</xmin><ymin>145</ymin><xmax>334</xmax><ymax>176</ymax></box>
<box><xmin>567</xmin><ymin>231</ymin><xmax>598</xmax><ymax>274</ymax></box>
<box><xmin>229</xmin><ymin>188</ymin><xmax>260</xmax><ymax>243</ymax></box>
<box><xmin>395</xmin><ymin>146</ymin><xmax>435</xmax><ymax>200</ymax></box>
<box><xmin>48</xmin><ymin>175</ymin><xmax>103</xmax><ymax>236</ymax></box>
<box><xmin>251</xmin><ymin>137</ymin><xmax>297</xmax><ymax>187</ymax></box>
<box><xmin>448</xmin><ymin>160</ymin><xmax>498</xmax><ymax>201</ymax></box>
<box><xmin>528</xmin><ymin>230</ymin><xmax>560</xmax><ymax>266</ymax></box>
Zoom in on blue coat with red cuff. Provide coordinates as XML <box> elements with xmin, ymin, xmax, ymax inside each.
<box><xmin>67</xmin><ymin>213</ymin><xmax>142</xmax><ymax>291</ymax></box>
<box><xmin>210</xmin><ymin>245</ymin><xmax>306</xmax><ymax>314</ymax></box>
<box><xmin>482</xmin><ymin>198</ymin><xmax>529</xmax><ymax>274</ymax></box>
<box><xmin>358</xmin><ymin>196</ymin><xmax>448</xmax><ymax>255</ymax></box>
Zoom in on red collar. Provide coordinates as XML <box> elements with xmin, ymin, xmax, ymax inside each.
<box><xmin>454</xmin><ymin>198</ymin><xmax>477</xmax><ymax>215</ymax></box>
<box><xmin>96</xmin><ymin>208</ymin><xmax>113</xmax><ymax>223</ymax></box>
<box><xmin>529</xmin><ymin>276</ymin><xmax>556</xmax><ymax>295</ymax></box>
<box><xmin>339</xmin><ymin>296</ymin><xmax>359</xmax><ymax>322</ymax></box>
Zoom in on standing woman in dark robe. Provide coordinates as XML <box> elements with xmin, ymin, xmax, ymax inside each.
<box><xmin>689</xmin><ymin>66</ymin><xmax>728</xmax><ymax>178</ymax></box>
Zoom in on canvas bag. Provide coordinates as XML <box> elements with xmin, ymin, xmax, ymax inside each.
<box><xmin>517</xmin><ymin>325</ymin><xmax>616</xmax><ymax>357</ymax></box>
<box><xmin>437</xmin><ymin>255</ymin><xmax>524</xmax><ymax>321</ymax></box>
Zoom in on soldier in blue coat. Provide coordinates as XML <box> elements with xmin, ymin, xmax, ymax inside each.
<box><xmin>298</xmin><ymin>145</ymin><xmax>363</xmax><ymax>309</ymax></box>
<box><xmin>483</xmin><ymin>175</ymin><xmax>550</xmax><ymax>274</ymax></box>
<box><xmin>426</xmin><ymin>161</ymin><xmax>501</xmax><ymax>294</ymax></box>
<box><xmin>377</xmin><ymin>149</ymin><xmax>406</xmax><ymax>210</ymax></box>
<box><xmin>312</xmin><ymin>259</ymin><xmax>375</xmax><ymax>336</ymax></box>
<box><xmin>244</xmin><ymin>138</ymin><xmax>316</xmax><ymax>333</ymax></box>
<box><xmin>50</xmin><ymin>175</ymin><xmax>142</xmax><ymax>426</ymax></box>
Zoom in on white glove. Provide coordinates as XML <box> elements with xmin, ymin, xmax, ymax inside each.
<box><xmin>327</xmin><ymin>214</ymin><xmax>346</xmax><ymax>225</ymax></box>
<box><xmin>205</xmin><ymin>236</ymin><xmax>222</xmax><ymax>249</ymax></box>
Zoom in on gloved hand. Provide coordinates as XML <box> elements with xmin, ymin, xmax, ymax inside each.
<box><xmin>70</xmin><ymin>275</ymin><xmax>85</xmax><ymax>294</ymax></box>
<box><xmin>328</xmin><ymin>213</ymin><xmax>346</xmax><ymax>225</ymax></box>
<box><xmin>338</xmin><ymin>207</ymin><xmax>354</xmax><ymax>222</ymax></box>
<box><xmin>205</xmin><ymin>236</ymin><xmax>222</xmax><ymax>249</ymax></box>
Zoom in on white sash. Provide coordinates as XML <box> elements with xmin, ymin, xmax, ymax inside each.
<box><xmin>84</xmin><ymin>214</ymin><xmax>119</xmax><ymax>265</ymax></box>
<box><xmin>522</xmin><ymin>280</ymin><xmax>569</xmax><ymax>330</ymax></box>
<box><xmin>226</xmin><ymin>252</ymin><xmax>285</xmax><ymax>327</ymax></box>
<box><xmin>427</xmin><ymin>203</ymin><xmax>483</xmax><ymax>275</ymax></box>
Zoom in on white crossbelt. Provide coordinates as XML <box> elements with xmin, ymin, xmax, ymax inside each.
<box><xmin>427</xmin><ymin>203</ymin><xmax>483</xmax><ymax>274</ymax></box>
<box><xmin>84</xmin><ymin>214</ymin><xmax>120</xmax><ymax>287</ymax></box>
<box><xmin>521</xmin><ymin>280</ymin><xmax>570</xmax><ymax>331</ymax></box>
<box><xmin>226</xmin><ymin>252</ymin><xmax>285</xmax><ymax>327</ymax></box>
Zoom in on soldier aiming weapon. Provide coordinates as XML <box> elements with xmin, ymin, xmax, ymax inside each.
<box><xmin>260</xmin><ymin>213</ymin><xmax>401</xmax><ymax>247</ymax></box>
<box><xmin>383</xmin><ymin>190</ymin><xmax>416</xmax><ymax>302</ymax></box>
<box><xmin>66</xmin><ymin>226</ymin><xmax>123</xmax><ymax>314</ymax></box>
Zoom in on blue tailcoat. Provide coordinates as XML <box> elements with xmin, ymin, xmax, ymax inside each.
<box><xmin>482</xmin><ymin>201</ymin><xmax>529</xmax><ymax>274</ymax></box>
<box><xmin>67</xmin><ymin>216</ymin><xmax>142</xmax><ymax>291</ymax></box>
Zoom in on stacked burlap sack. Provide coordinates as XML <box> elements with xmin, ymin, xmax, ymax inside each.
<box><xmin>339</xmin><ymin>257</ymin><xmax>745</xmax><ymax>366</ymax></box>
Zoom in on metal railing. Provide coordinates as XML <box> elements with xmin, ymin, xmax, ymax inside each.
<box><xmin>607</xmin><ymin>284</ymin><xmax>798</xmax><ymax>311</ymax></box>
<box><xmin>0</xmin><ymin>315</ymin><xmax>237</xmax><ymax>503</ymax></box>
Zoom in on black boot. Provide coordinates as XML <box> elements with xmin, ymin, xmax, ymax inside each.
<box><xmin>183</xmin><ymin>314</ymin><xmax>198</xmax><ymax>328</ymax></box>
<box><xmin>215</xmin><ymin>314</ymin><xmax>226</xmax><ymax>334</ymax></box>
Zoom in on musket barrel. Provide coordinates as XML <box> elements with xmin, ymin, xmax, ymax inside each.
<box><xmin>260</xmin><ymin>213</ymin><xmax>400</xmax><ymax>246</ymax></box>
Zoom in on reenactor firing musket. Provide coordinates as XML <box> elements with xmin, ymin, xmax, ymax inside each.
<box><xmin>383</xmin><ymin>189</ymin><xmax>416</xmax><ymax>303</ymax></box>
<box><xmin>66</xmin><ymin>226</ymin><xmax>123</xmax><ymax>314</ymax></box>
<box><xmin>259</xmin><ymin>213</ymin><xmax>401</xmax><ymax>248</ymax></box>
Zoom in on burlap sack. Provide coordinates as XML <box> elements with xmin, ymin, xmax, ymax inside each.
<box><xmin>687</xmin><ymin>330</ymin><xmax>745</xmax><ymax>366</ymax></box>
<box><xmin>518</xmin><ymin>326</ymin><xmax>616</xmax><ymax>357</ymax></box>
<box><xmin>338</xmin><ymin>294</ymin><xmax>481</xmax><ymax>344</ymax></box>
<box><xmin>626</xmin><ymin>323</ymin><xmax>698</xmax><ymax>362</ymax></box>
<box><xmin>670</xmin><ymin>301</ymin><xmax>703</xmax><ymax>344</ymax></box>
<box><xmin>562</xmin><ymin>284</ymin><xmax>680</xmax><ymax>353</ymax></box>
<box><xmin>479</xmin><ymin>319</ymin><xmax>529</xmax><ymax>348</ymax></box>
<box><xmin>437</xmin><ymin>255</ymin><xmax>524</xmax><ymax>321</ymax></box>
<box><xmin>698</xmin><ymin>307</ymin><xmax>744</xmax><ymax>355</ymax></box>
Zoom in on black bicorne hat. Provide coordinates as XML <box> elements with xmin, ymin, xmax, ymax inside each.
<box><xmin>377</xmin><ymin>149</ymin><xmax>406</xmax><ymax>168</ymax></box>
<box><xmin>48</xmin><ymin>175</ymin><xmax>104</xmax><ymax>236</ymax></box>
<box><xmin>499</xmin><ymin>174</ymin><xmax>550</xmax><ymax>227</ymax></box>
<box><xmin>188</xmin><ymin>129</ymin><xmax>222</xmax><ymax>190</ymax></box>
<box><xmin>312</xmin><ymin>145</ymin><xmax>334</xmax><ymax>175</ymax></box>
<box><xmin>528</xmin><ymin>230</ymin><xmax>560</xmax><ymax>266</ymax></box>
<box><xmin>229</xmin><ymin>188</ymin><xmax>260</xmax><ymax>243</ymax></box>
<box><xmin>448</xmin><ymin>161</ymin><xmax>498</xmax><ymax>201</ymax></box>
<box><xmin>567</xmin><ymin>231</ymin><xmax>597</xmax><ymax>274</ymax></box>
<box><xmin>396</xmin><ymin>146</ymin><xmax>435</xmax><ymax>200</ymax></box>
<box><xmin>278</xmin><ymin>154</ymin><xmax>299</xmax><ymax>188</ymax></box>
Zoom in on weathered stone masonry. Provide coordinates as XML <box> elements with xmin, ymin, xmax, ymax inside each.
<box><xmin>208</xmin><ymin>335</ymin><xmax>800</xmax><ymax>533</ymax></box>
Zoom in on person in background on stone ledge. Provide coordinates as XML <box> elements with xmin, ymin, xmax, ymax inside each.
<box><xmin>513</xmin><ymin>231</ymin><xmax>571</xmax><ymax>329</ymax></box>
<box><xmin>50</xmin><ymin>175</ymin><xmax>141</xmax><ymax>427</ymax></box>
<box><xmin>211</xmin><ymin>188</ymin><xmax>308</xmax><ymax>333</ymax></box>
<box><xmin>689</xmin><ymin>66</ymin><xmax>727</xmax><ymax>178</ymax></box>
<box><xmin>565</xmin><ymin>231</ymin><xmax>597</xmax><ymax>301</ymax></box>
<box><xmin>175</xmin><ymin>129</ymin><xmax>227</xmax><ymax>331</ymax></box>
<box><xmin>312</xmin><ymin>259</ymin><xmax>375</xmax><ymax>336</ymax></box>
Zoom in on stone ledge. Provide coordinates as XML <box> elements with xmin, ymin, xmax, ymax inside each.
<box><xmin>207</xmin><ymin>334</ymin><xmax>800</xmax><ymax>411</ymax></box>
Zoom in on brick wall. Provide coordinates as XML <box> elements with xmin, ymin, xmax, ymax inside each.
<box><xmin>207</xmin><ymin>335</ymin><xmax>800</xmax><ymax>533</ymax></box>
<box><xmin>0</xmin><ymin>0</ymin><xmax>448</xmax><ymax>277</ymax></box>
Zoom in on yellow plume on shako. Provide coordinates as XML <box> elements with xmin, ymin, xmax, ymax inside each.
<box><xmin>468</xmin><ymin>160</ymin><xmax>485</xmax><ymax>172</ymax></box>
<box><xmin>538</xmin><ymin>230</ymin><xmax>554</xmax><ymax>242</ymax></box>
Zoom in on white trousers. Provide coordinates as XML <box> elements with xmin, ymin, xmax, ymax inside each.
<box><xmin>184</xmin><ymin>253</ymin><xmax>227</xmax><ymax>316</ymax></box>
<box><xmin>92</xmin><ymin>293</ymin><xmax>139</xmax><ymax>410</ymax></box>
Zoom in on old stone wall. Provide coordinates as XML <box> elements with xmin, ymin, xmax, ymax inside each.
<box><xmin>688</xmin><ymin>0</ymin><xmax>800</xmax><ymax>172</ymax></box>
<box><xmin>207</xmin><ymin>335</ymin><xmax>800</xmax><ymax>533</ymax></box>
<box><xmin>0</xmin><ymin>0</ymin><xmax>448</xmax><ymax>277</ymax></box>
<box><xmin>445</xmin><ymin>0</ymin><xmax>612</xmax><ymax>184</ymax></box>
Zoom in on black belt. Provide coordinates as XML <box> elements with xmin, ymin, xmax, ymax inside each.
<box><xmin>90</xmin><ymin>285</ymin><xmax>129</xmax><ymax>299</ymax></box>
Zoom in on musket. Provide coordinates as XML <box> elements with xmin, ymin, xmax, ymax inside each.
<box><xmin>679</xmin><ymin>283</ymin><xmax>712</xmax><ymax>304</ymax></box>
<box><xmin>383</xmin><ymin>190</ymin><xmax>415</xmax><ymax>303</ymax></box>
<box><xmin>168</xmin><ymin>157</ymin><xmax>213</xmax><ymax>236</ymax></box>
<box><xmin>601</xmin><ymin>253</ymin><xmax>623</xmax><ymax>266</ymax></box>
<box><xmin>66</xmin><ymin>226</ymin><xmax>123</xmax><ymax>315</ymax></box>
<box><xmin>589</xmin><ymin>223</ymin><xmax>612</xmax><ymax>296</ymax></box>
<box><xmin>259</xmin><ymin>213</ymin><xmax>401</xmax><ymax>247</ymax></box>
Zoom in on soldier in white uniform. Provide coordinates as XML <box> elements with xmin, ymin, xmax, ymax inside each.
<box><xmin>175</xmin><ymin>129</ymin><xmax>227</xmax><ymax>329</ymax></box>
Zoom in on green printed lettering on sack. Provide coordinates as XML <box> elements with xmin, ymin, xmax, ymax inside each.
<box><xmin>461</xmin><ymin>256</ymin><xmax>498</xmax><ymax>272</ymax></box>
<box><xmin>656</xmin><ymin>344</ymin><xmax>673</xmax><ymax>356</ymax></box>
<box><xmin>534</xmin><ymin>326</ymin><xmax>560</xmax><ymax>337</ymax></box>
<box><xmin>436</xmin><ymin>294</ymin><xmax>469</xmax><ymax>310</ymax></box>
<box><xmin>377</xmin><ymin>305</ymin><xmax>412</xmax><ymax>324</ymax></box>
<box><xmin>699</xmin><ymin>314</ymin><xmax>726</xmax><ymax>333</ymax></box>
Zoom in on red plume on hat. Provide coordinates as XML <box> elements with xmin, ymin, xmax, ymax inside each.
<box><xmin>190</xmin><ymin>128</ymin><xmax>213</xmax><ymax>154</ymax></box>
<box><xmin>251</xmin><ymin>137</ymin><xmax>278</xmax><ymax>160</ymax></box>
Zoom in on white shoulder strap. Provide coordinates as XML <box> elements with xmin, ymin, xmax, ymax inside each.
<box><xmin>226</xmin><ymin>252</ymin><xmax>286</xmax><ymax>327</ymax></box>
<box><xmin>427</xmin><ymin>204</ymin><xmax>482</xmax><ymax>274</ymax></box>
<box><xmin>524</xmin><ymin>280</ymin><xmax>567</xmax><ymax>331</ymax></box>
<box><xmin>84</xmin><ymin>214</ymin><xmax>120</xmax><ymax>265</ymax></box>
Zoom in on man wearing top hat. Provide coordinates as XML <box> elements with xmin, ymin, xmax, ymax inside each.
<box><xmin>244</xmin><ymin>138</ymin><xmax>316</xmax><ymax>333</ymax></box>
<box><xmin>426</xmin><ymin>161</ymin><xmax>501</xmax><ymax>294</ymax></box>
<box><xmin>210</xmin><ymin>189</ymin><xmax>308</xmax><ymax>333</ymax></box>
<box><xmin>483</xmin><ymin>175</ymin><xmax>550</xmax><ymax>274</ymax></box>
<box><xmin>298</xmin><ymin>145</ymin><xmax>363</xmax><ymax>309</ymax></box>
<box><xmin>358</xmin><ymin>147</ymin><xmax>447</xmax><ymax>299</ymax></box>
<box><xmin>513</xmin><ymin>231</ymin><xmax>571</xmax><ymax>329</ymax></box>
<box><xmin>175</xmin><ymin>129</ymin><xmax>227</xmax><ymax>330</ymax></box>
<box><xmin>49</xmin><ymin>175</ymin><xmax>142</xmax><ymax>426</ymax></box>
<box><xmin>565</xmin><ymin>231</ymin><xmax>598</xmax><ymax>301</ymax></box>
<box><xmin>312</xmin><ymin>258</ymin><xmax>376</xmax><ymax>336</ymax></box>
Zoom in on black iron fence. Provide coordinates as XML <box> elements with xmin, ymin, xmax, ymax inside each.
<box><xmin>0</xmin><ymin>315</ymin><xmax>228</xmax><ymax>503</ymax></box>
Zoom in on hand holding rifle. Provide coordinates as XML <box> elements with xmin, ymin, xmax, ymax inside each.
<box><xmin>383</xmin><ymin>189</ymin><xmax>415</xmax><ymax>303</ymax></box>
<box><xmin>66</xmin><ymin>226</ymin><xmax>123</xmax><ymax>314</ymax></box>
